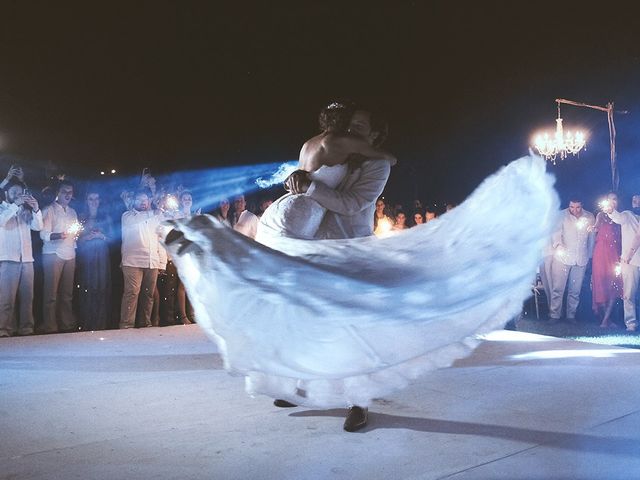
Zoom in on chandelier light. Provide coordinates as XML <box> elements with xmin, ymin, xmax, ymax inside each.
<box><xmin>533</xmin><ymin>101</ymin><xmax>586</xmax><ymax>164</ymax></box>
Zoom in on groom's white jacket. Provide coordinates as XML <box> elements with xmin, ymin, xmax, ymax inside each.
<box><xmin>306</xmin><ymin>159</ymin><xmax>392</xmax><ymax>239</ymax></box>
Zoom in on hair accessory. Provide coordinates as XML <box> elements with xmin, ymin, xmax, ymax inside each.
<box><xmin>327</xmin><ymin>102</ymin><xmax>345</xmax><ymax>109</ymax></box>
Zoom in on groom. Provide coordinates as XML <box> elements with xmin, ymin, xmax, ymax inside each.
<box><xmin>279</xmin><ymin>106</ymin><xmax>394</xmax><ymax>432</ymax></box>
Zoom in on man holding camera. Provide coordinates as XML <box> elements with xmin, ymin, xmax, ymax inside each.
<box><xmin>0</xmin><ymin>167</ymin><xmax>42</xmax><ymax>337</ymax></box>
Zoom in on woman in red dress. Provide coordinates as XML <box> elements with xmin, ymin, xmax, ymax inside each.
<box><xmin>591</xmin><ymin>193</ymin><xmax>623</xmax><ymax>328</ymax></box>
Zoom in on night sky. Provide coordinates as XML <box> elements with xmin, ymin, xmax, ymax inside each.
<box><xmin>2</xmin><ymin>2</ymin><xmax>640</xmax><ymax>209</ymax></box>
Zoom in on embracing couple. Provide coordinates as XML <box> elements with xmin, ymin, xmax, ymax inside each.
<box><xmin>254</xmin><ymin>101</ymin><xmax>396</xmax><ymax>431</ymax></box>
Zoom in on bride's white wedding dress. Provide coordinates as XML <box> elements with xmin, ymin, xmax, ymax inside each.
<box><xmin>255</xmin><ymin>164</ymin><xmax>348</xmax><ymax>244</ymax></box>
<box><xmin>162</xmin><ymin>155</ymin><xmax>558</xmax><ymax>408</ymax></box>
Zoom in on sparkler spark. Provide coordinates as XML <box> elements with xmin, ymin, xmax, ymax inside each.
<box><xmin>576</xmin><ymin>217</ymin><xmax>588</xmax><ymax>230</ymax></box>
<box><xmin>375</xmin><ymin>217</ymin><xmax>394</xmax><ymax>237</ymax></box>
<box><xmin>165</xmin><ymin>195</ymin><xmax>179</xmax><ymax>211</ymax></box>
<box><xmin>66</xmin><ymin>221</ymin><xmax>84</xmax><ymax>236</ymax></box>
<box><xmin>615</xmin><ymin>262</ymin><xmax>622</xmax><ymax>277</ymax></box>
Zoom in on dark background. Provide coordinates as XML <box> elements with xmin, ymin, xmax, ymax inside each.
<box><xmin>1</xmin><ymin>1</ymin><xmax>640</xmax><ymax>210</ymax></box>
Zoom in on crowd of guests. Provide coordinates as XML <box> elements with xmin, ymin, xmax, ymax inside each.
<box><xmin>0</xmin><ymin>164</ymin><xmax>276</xmax><ymax>337</ymax></box>
<box><xmin>539</xmin><ymin>193</ymin><xmax>640</xmax><ymax>331</ymax></box>
<box><xmin>372</xmin><ymin>197</ymin><xmax>449</xmax><ymax>236</ymax></box>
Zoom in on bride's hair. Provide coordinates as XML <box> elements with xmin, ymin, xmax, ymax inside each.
<box><xmin>318</xmin><ymin>100</ymin><xmax>389</xmax><ymax>147</ymax></box>
<box><xmin>318</xmin><ymin>101</ymin><xmax>356</xmax><ymax>133</ymax></box>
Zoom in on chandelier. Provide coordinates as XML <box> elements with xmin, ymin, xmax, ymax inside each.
<box><xmin>533</xmin><ymin>101</ymin><xmax>586</xmax><ymax>163</ymax></box>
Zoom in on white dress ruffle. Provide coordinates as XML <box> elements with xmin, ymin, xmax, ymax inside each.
<box><xmin>162</xmin><ymin>156</ymin><xmax>559</xmax><ymax>408</ymax></box>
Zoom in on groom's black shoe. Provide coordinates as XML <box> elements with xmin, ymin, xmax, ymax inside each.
<box><xmin>273</xmin><ymin>399</ymin><xmax>297</xmax><ymax>408</ymax></box>
<box><xmin>343</xmin><ymin>406</ymin><xmax>368</xmax><ymax>432</ymax></box>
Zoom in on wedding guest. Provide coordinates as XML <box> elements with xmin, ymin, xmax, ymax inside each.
<box><xmin>119</xmin><ymin>190</ymin><xmax>168</xmax><ymax>329</ymax></box>
<box><xmin>0</xmin><ymin>165</ymin><xmax>24</xmax><ymax>190</ymax></box>
<box><xmin>549</xmin><ymin>198</ymin><xmax>595</xmax><ymax>323</ymax></box>
<box><xmin>257</xmin><ymin>196</ymin><xmax>273</xmax><ymax>217</ymax></box>
<box><xmin>392</xmin><ymin>210</ymin><xmax>408</xmax><ymax>231</ymax></box>
<box><xmin>214</xmin><ymin>198</ymin><xmax>231</xmax><ymax>227</ymax></box>
<box><xmin>77</xmin><ymin>189</ymin><xmax>113</xmax><ymax>331</ymax></box>
<box><xmin>40</xmin><ymin>180</ymin><xmax>78</xmax><ymax>333</ymax></box>
<box><xmin>234</xmin><ymin>213</ymin><xmax>258</xmax><ymax>238</ymax></box>
<box><xmin>606</xmin><ymin>195</ymin><xmax>640</xmax><ymax>332</ymax></box>
<box><xmin>230</xmin><ymin>194</ymin><xmax>246</xmax><ymax>227</ymax></box>
<box><xmin>159</xmin><ymin>190</ymin><xmax>196</xmax><ymax>325</ymax></box>
<box><xmin>590</xmin><ymin>193</ymin><xmax>622</xmax><ymax>328</ymax></box>
<box><xmin>373</xmin><ymin>197</ymin><xmax>393</xmax><ymax>235</ymax></box>
<box><xmin>425</xmin><ymin>209</ymin><xmax>437</xmax><ymax>223</ymax></box>
<box><xmin>412</xmin><ymin>211</ymin><xmax>424</xmax><ymax>226</ymax></box>
<box><xmin>0</xmin><ymin>177</ymin><xmax>42</xmax><ymax>337</ymax></box>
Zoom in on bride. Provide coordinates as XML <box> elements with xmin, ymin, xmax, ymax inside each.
<box><xmin>162</xmin><ymin>106</ymin><xmax>559</xmax><ymax>418</ymax></box>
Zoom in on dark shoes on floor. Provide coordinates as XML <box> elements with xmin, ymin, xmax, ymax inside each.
<box><xmin>343</xmin><ymin>406</ymin><xmax>368</xmax><ymax>432</ymax></box>
<box><xmin>273</xmin><ymin>399</ymin><xmax>297</xmax><ymax>408</ymax></box>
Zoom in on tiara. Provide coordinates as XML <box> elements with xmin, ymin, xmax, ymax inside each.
<box><xmin>327</xmin><ymin>102</ymin><xmax>345</xmax><ymax>109</ymax></box>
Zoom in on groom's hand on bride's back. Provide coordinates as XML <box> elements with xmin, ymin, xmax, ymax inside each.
<box><xmin>284</xmin><ymin>170</ymin><xmax>311</xmax><ymax>194</ymax></box>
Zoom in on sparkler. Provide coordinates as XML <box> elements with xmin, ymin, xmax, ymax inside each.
<box><xmin>599</xmin><ymin>199</ymin><xmax>611</xmax><ymax>211</ymax></box>
<box><xmin>615</xmin><ymin>262</ymin><xmax>622</xmax><ymax>277</ymax></box>
<box><xmin>576</xmin><ymin>217</ymin><xmax>588</xmax><ymax>230</ymax></box>
<box><xmin>165</xmin><ymin>194</ymin><xmax>179</xmax><ymax>211</ymax></box>
<box><xmin>375</xmin><ymin>217</ymin><xmax>393</xmax><ymax>237</ymax></box>
<box><xmin>67</xmin><ymin>221</ymin><xmax>84</xmax><ymax>237</ymax></box>
<box><xmin>555</xmin><ymin>246</ymin><xmax>567</xmax><ymax>260</ymax></box>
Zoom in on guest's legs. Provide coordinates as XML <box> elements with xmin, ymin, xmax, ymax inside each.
<box><xmin>138</xmin><ymin>268</ymin><xmax>159</xmax><ymax>328</ymax></box>
<box><xmin>160</xmin><ymin>261</ymin><xmax>179</xmax><ymax>325</ymax></box>
<box><xmin>41</xmin><ymin>254</ymin><xmax>64</xmax><ymax>333</ymax></box>
<box><xmin>601</xmin><ymin>298</ymin><xmax>616</xmax><ymax>327</ymax></box>
<box><xmin>622</xmin><ymin>263</ymin><xmax>640</xmax><ymax>330</ymax></box>
<box><xmin>57</xmin><ymin>258</ymin><xmax>76</xmax><ymax>331</ymax></box>
<box><xmin>17</xmin><ymin>262</ymin><xmax>35</xmax><ymax>335</ymax></box>
<box><xmin>176</xmin><ymin>280</ymin><xmax>192</xmax><ymax>323</ymax></box>
<box><xmin>549</xmin><ymin>258</ymin><xmax>570</xmax><ymax>319</ymax></box>
<box><xmin>565</xmin><ymin>264</ymin><xmax>586</xmax><ymax>320</ymax></box>
<box><xmin>120</xmin><ymin>266</ymin><xmax>143</xmax><ymax>329</ymax></box>
<box><xmin>0</xmin><ymin>261</ymin><xmax>21</xmax><ymax>337</ymax></box>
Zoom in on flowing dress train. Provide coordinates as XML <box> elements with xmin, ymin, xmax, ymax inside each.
<box><xmin>162</xmin><ymin>155</ymin><xmax>559</xmax><ymax>408</ymax></box>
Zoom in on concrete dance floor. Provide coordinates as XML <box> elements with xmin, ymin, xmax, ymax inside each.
<box><xmin>2</xmin><ymin>326</ymin><xmax>640</xmax><ymax>479</ymax></box>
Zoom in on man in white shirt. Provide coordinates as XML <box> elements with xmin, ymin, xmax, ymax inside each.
<box><xmin>0</xmin><ymin>178</ymin><xmax>42</xmax><ymax>336</ymax></box>
<box><xmin>549</xmin><ymin>198</ymin><xmax>595</xmax><ymax>322</ymax></box>
<box><xmin>120</xmin><ymin>190</ymin><xmax>168</xmax><ymax>329</ymax></box>
<box><xmin>40</xmin><ymin>180</ymin><xmax>78</xmax><ymax>333</ymax></box>
<box><xmin>606</xmin><ymin>196</ymin><xmax>640</xmax><ymax>331</ymax></box>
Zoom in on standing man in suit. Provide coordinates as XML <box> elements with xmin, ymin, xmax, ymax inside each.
<box><xmin>549</xmin><ymin>197</ymin><xmax>595</xmax><ymax>323</ymax></box>
<box><xmin>281</xmin><ymin>106</ymin><xmax>394</xmax><ymax>432</ymax></box>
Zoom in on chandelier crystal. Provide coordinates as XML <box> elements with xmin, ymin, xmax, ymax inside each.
<box><xmin>534</xmin><ymin>102</ymin><xmax>586</xmax><ymax>163</ymax></box>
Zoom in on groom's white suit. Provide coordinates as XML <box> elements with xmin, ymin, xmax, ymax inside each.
<box><xmin>307</xmin><ymin>159</ymin><xmax>392</xmax><ymax>239</ymax></box>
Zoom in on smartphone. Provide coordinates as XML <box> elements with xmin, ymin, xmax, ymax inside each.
<box><xmin>23</xmin><ymin>188</ymin><xmax>30</xmax><ymax>196</ymax></box>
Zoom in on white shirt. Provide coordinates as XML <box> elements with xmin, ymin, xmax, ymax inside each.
<box><xmin>609</xmin><ymin>209</ymin><xmax>640</xmax><ymax>267</ymax></box>
<box><xmin>0</xmin><ymin>202</ymin><xmax>43</xmax><ymax>262</ymax></box>
<box><xmin>234</xmin><ymin>210</ymin><xmax>259</xmax><ymax>239</ymax></box>
<box><xmin>121</xmin><ymin>209</ymin><xmax>167</xmax><ymax>269</ymax></box>
<box><xmin>552</xmin><ymin>208</ymin><xmax>595</xmax><ymax>267</ymax></box>
<box><xmin>40</xmin><ymin>202</ymin><xmax>78</xmax><ymax>260</ymax></box>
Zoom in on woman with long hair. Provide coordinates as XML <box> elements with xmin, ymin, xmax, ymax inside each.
<box><xmin>591</xmin><ymin>193</ymin><xmax>623</xmax><ymax>328</ymax></box>
<box><xmin>77</xmin><ymin>189</ymin><xmax>113</xmax><ymax>330</ymax></box>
